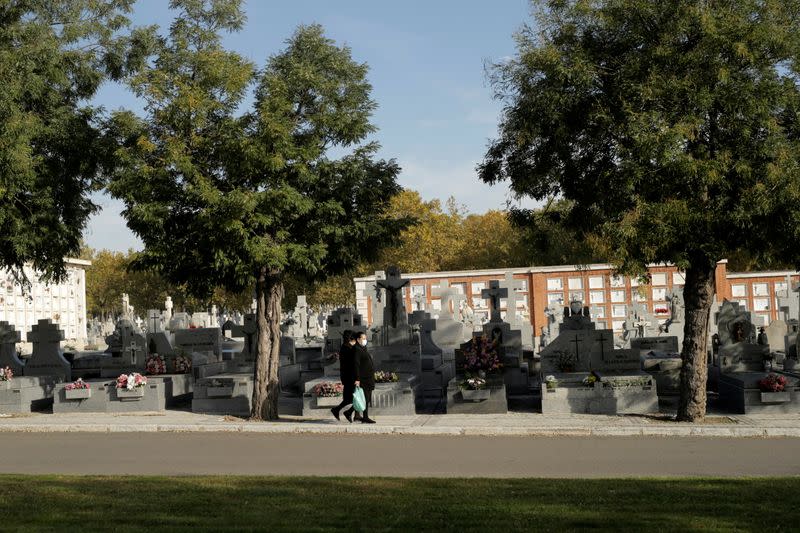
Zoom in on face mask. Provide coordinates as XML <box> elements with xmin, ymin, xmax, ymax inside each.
<box><xmin>359</xmin><ymin>339</ymin><xmax>367</xmax><ymax>347</ymax></box>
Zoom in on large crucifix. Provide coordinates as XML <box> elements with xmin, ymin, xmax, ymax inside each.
<box><xmin>481</xmin><ymin>280</ymin><xmax>508</xmax><ymax>323</ymax></box>
<box><xmin>432</xmin><ymin>280</ymin><xmax>465</xmax><ymax>320</ymax></box>
<box><xmin>499</xmin><ymin>272</ymin><xmax>524</xmax><ymax>325</ymax></box>
<box><xmin>376</xmin><ymin>266</ymin><xmax>410</xmax><ymax>328</ymax></box>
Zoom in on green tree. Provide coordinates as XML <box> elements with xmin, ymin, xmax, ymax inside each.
<box><xmin>480</xmin><ymin>0</ymin><xmax>800</xmax><ymax>421</ymax></box>
<box><xmin>108</xmin><ymin>2</ymin><xmax>404</xmax><ymax>420</ymax></box>
<box><xmin>0</xmin><ymin>0</ymin><xmax>150</xmax><ymax>286</ymax></box>
<box><xmin>84</xmin><ymin>248</ymin><xmax>128</xmax><ymax>317</ymax></box>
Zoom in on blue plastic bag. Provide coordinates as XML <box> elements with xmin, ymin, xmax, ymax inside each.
<box><xmin>352</xmin><ymin>386</ymin><xmax>366</xmax><ymax>413</ymax></box>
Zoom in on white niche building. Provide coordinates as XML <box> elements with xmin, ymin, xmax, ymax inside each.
<box><xmin>0</xmin><ymin>258</ymin><xmax>90</xmax><ymax>344</ymax></box>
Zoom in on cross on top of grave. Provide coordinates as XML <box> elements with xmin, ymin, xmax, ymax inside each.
<box><xmin>481</xmin><ymin>280</ymin><xmax>508</xmax><ymax>323</ymax></box>
<box><xmin>412</xmin><ymin>293</ymin><xmax>426</xmax><ymax>311</ymax></box>
<box><xmin>377</xmin><ymin>266</ymin><xmax>410</xmax><ymax>328</ymax></box>
<box><xmin>0</xmin><ymin>321</ymin><xmax>20</xmax><ymax>344</ymax></box>
<box><xmin>432</xmin><ymin>281</ymin><xmax>465</xmax><ymax>320</ymax></box>
<box><xmin>28</xmin><ymin>319</ymin><xmax>65</xmax><ymax>344</ymax></box>
<box><xmin>500</xmin><ymin>272</ymin><xmax>524</xmax><ymax>324</ymax></box>
<box><xmin>147</xmin><ymin>309</ymin><xmax>162</xmax><ymax>334</ymax></box>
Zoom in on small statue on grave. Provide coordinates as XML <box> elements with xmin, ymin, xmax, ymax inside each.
<box><xmin>539</xmin><ymin>326</ymin><xmax>550</xmax><ymax>350</ymax></box>
<box><xmin>733</xmin><ymin>322</ymin><xmax>746</xmax><ymax>343</ymax></box>
<box><xmin>757</xmin><ymin>327</ymin><xmax>768</xmax><ymax>346</ymax></box>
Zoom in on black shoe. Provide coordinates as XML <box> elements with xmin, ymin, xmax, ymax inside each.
<box><xmin>354</xmin><ymin>413</ymin><xmax>363</xmax><ymax>421</ymax></box>
<box><xmin>361</xmin><ymin>417</ymin><xmax>376</xmax><ymax>424</ymax></box>
<box><xmin>343</xmin><ymin>409</ymin><xmax>353</xmax><ymax>423</ymax></box>
<box><xmin>331</xmin><ymin>407</ymin><xmax>341</xmax><ymax>421</ymax></box>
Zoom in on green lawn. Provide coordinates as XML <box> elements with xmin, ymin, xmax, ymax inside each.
<box><xmin>0</xmin><ymin>476</ymin><xmax>797</xmax><ymax>531</ymax></box>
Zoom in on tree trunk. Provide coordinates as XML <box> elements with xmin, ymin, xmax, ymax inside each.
<box><xmin>250</xmin><ymin>265</ymin><xmax>283</xmax><ymax>421</ymax></box>
<box><xmin>677</xmin><ymin>256</ymin><xmax>717</xmax><ymax>422</ymax></box>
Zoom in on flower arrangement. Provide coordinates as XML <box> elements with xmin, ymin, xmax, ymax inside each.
<box><xmin>460</xmin><ymin>375</ymin><xmax>487</xmax><ymax>390</ymax></box>
<box><xmin>65</xmin><ymin>378</ymin><xmax>90</xmax><ymax>391</ymax></box>
<box><xmin>116</xmin><ymin>373</ymin><xmax>147</xmax><ymax>391</ymax></box>
<box><xmin>145</xmin><ymin>354</ymin><xmax>167</xmax><ymax>375</ymax></box>
<box><xmin>312</xmin><ymin>381</ymin><xmax>343</xmax><ymax>397</ymax></box>
<box><xmin>0</xmin><ymin>366</ymin><xmax>12</xmax><ymax>382</ymax></box>
<box><xmin>545</xmin><ymin>375</ymin><xmax>558</xmax><ymax>389</ymax></box>
<box><xmin>374</xmin><ymin>371</ymin><xmax>399</xmax><ymax>383</ymax></box>
<box><xmin>462</xmin><ymin>335</ymin><xmax>503</xmax><ymax>374</ymax></box>
<box><xmin>173</xmin><ymin>354</ymin><xmax>192</xmax><ymax>374</ymax></box>
<box><xmin>582</xmin><ymin>372</ymin><xmax>599</xmax><ymax>387</ymax></box>
<box><xmin>758</xmin><ymin>373</ymin><xmax>787</xmax><ymax>393</ymax></box>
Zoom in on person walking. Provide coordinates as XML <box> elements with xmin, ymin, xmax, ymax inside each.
<box><xmin>331</xmin><ymin>330</ymin><xmax>357</xmax><ymax>422</ymax></box>
<box><xmin>345</xmin><ymin>330</ymin><xmax>376</xmax><ymax>424</ymax></box>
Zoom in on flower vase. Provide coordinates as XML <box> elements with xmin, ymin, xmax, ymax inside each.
<box><xmin>65</xmin><ymin>388</ymin><xmax>92</xmax><ymax>400</ymax></box>
<box><xmin>315</xmin><ymin>396</ymin><xmax>341</xmax><ymax>407</ymax></box>
<box><xmin>461</xmin><ymin>388</ymin><xmax>491</xmax><ymax>401</ymax></box>
<box><xmin>116</xmin><ymin>387</ymin><xmax>145</xmax><ymax>400</ymax></box>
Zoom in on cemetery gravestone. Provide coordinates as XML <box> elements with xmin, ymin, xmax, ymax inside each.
<box><xmin>24</xmin><ymin>319</ymin><xmax>70</xmax><ymax>381</ymax></box>
<box><xmin>0</xmin><ymin>321</ymin><xmax>23</xmax><ymax>375</ymax></box>
<box><xmin>430</xmin><ymin>281</ymin><xmax>466</xmax><ymax>348</ymax></box>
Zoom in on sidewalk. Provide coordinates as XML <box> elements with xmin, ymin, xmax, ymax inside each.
<box><xmin>1</xmin><ymin>410</ymin><xmax>799</xmax><ymax>437</ymax></box>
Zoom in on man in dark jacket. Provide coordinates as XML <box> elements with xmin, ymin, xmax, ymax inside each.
<box><xmin>345</xmin><ymin>330</ymin><xmax>376</xmax><ymax>424</ymax></box>
<box><xmin>331</xmin><ymin>330</ymin><xmax>357</xmax><ymax>422</ymax></box>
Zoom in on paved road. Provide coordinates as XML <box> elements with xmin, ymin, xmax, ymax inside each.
<box><xmin>2</xmin><ymin>433</ymin><xmax>799</xmax><ymax>477</ymax></box>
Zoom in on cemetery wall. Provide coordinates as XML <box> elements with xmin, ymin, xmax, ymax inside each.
<box><xmin>355</xmin><ymin>260</ymin><xmax>800</xmax><ymax>335</ymax></box>
<box><xmin>0</xmin><ymin>258</ymin><xmax>90</xmax><ymax>344</ymax></box>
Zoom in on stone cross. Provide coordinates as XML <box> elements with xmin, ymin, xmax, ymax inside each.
<box><xmin>147</xmin><ymin>309</ymin><xmax>162</xmax><ymax>334</ymax></box>
<box><xmin>499</xmin><ymin>272</ymin><xmax>524</xmax><ymax>324</ymax></box>
<box><xmin>432</xmin><ymin>281</ymin><xmax>465</xmax><ymax>321</ymax></box>
<box><xmin>371</xmin><ymin>271</ymin><xmax>386</xmax><ymax>328</ymax></box>
<box><xmin>24</xmin><ymin>319</ymin><xmax>70</xmax><ymax>380</ymax></box>
<box><xmin>28</xmin><ymin>319</ymin><xmax>65</xmax><ymax>344</ymax></box>
<box><xmin>376</xmin><ymin>266</ymin><xmax>410</xmax><ymax>328</ymax></box>
<box><xmin>412</xmin><ymin>293</ymin><xmax>426</xmax><ymax>311</ymax></box>
<box><xmin>481</xmin><ymin>280</ymin><xmax>508</xmax><ymax>323</ymax></box>
<box><xmin>0</xmin><ymin>321</ymin><xmax>23</xmax><ymax>374</ymax></box>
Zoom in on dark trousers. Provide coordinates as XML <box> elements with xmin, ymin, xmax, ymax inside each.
<box><xmin>335</xmin><ymin>382</ymin><xmax>355</xmax><ymax>411</ymax></box>
<box><xmin>362</xmin><ymin>388</ymin><xmax>373</xmax><ymax>419</ymax></box>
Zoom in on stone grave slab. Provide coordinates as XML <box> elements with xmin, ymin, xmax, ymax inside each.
<box><xmin>174</xmin><ymin>328</ymin><xmax>222</xmax><ymax>359</ymax></box>
<box><xmin>718</xmin><ymin>372</ymin><xmax>800</xmax><ymax>414</ymax></box>
<box><xmin>445</xmin><ymin>376</ymin><xmax>508</xmax><ymax>414</ymax></box>
<box><xmin>631</xmin><ymin>336</ymin><xmax>680</xmax><ymax>355</ymax></box>
<box><xmin>0</xmin><ymin>376</ymin><xmax>58</xmax><ymax>413</ymax></box>
<box><xmin>301</xmin><ymin>376</ymin><xmax>418</xmax><ymax>416</ymax></box>
<box><xmin>53</xmin><ymin>379</ymin><xmax>166</xmax><ymax>413</ymax></box>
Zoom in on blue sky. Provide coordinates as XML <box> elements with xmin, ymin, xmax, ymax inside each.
<box><xmin>84</xmin><ymin>0</ymin><xmax>536</xmax><ymax>251</ymax></box>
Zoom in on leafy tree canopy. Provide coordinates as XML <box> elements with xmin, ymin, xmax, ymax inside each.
<box><xmin>480</xmin><ymin>0</ymin><xmax>800</xmax><ymax>276</ymax></box>
<box><xmin>0</xmin><ymin>0</ymin><xmax>152</xmax><ymax>285</ymax></box>
<box><xmin>479</xmin><ymin>0</ymin><xmax>800</xmax><ymax>421</ymax></box>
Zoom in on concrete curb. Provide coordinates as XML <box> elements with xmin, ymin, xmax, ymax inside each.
<box><xmin>0</xmin><ymin>423</ymin><xmax>798</xmax><ymax>437</ymax></box>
